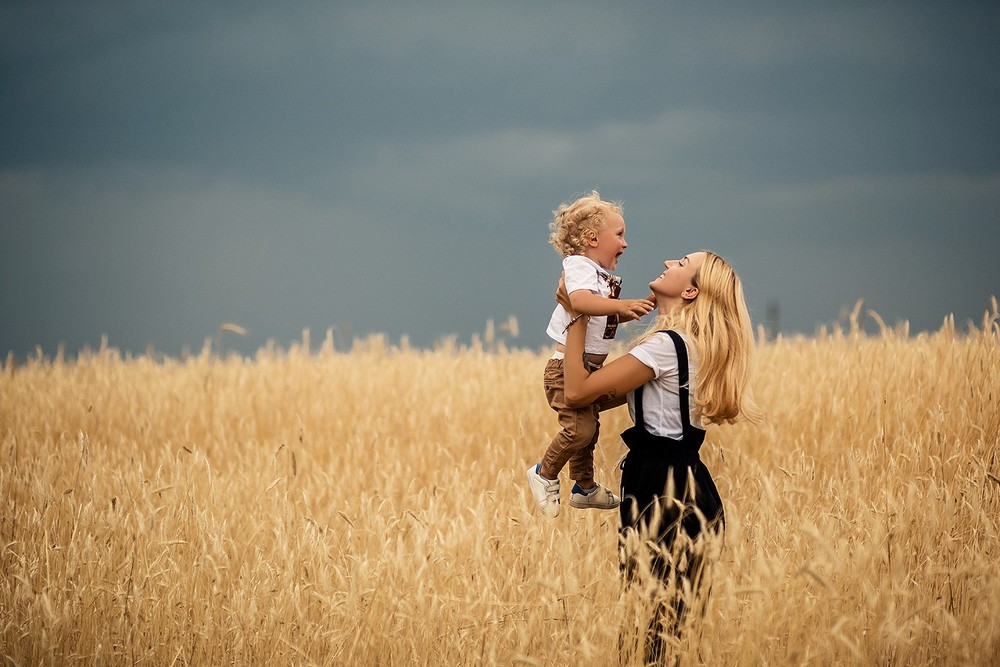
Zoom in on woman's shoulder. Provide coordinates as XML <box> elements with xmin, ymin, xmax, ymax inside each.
<box><xmin>637</xmin><ymin>329</ymin><xmax>684</xmax><ymax>348</ymax></box>
<box><xmin>629</xmin><ymin>331</ymin><xmax>680</xmax><ymax>377</ymax></box>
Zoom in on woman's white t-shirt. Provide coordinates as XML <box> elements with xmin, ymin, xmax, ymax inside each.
<box><xmin>627</xmin><ymin>331</ymin><xmax>702</xmax><ymax>439</ymax></box>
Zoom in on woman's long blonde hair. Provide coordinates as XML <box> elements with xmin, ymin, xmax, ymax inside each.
<box><xmin>631</xmin><ymin>251</ymin><xmax>762</xmax><ymax>425</ymax></box>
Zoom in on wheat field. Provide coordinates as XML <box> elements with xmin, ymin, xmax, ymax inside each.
<box><xmin>2</xmin><ymin>303</ymin><xmax>999</xmax><ymax>666</ymax></box>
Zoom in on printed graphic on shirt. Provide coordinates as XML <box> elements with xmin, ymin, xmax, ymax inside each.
<box><xmin>603</xmin><ymin>273</ymin><xmax>622</xmax><ymax>339</ymax></box>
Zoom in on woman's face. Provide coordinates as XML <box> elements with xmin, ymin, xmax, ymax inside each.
<box><xmin>649</xmin><ymin>252</ymin><xmax>706</xmax><ymax>299</ymax></box>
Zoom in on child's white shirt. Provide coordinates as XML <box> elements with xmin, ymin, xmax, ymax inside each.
<box><xmin>546</xmin><ymin>255</ymin><xmax>619</xmax><ymax>355</ymax></box>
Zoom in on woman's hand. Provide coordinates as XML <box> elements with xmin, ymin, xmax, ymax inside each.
<box><xmin>556</xmin><ymin>275</ymin><xmax>575</xmax><ymax>315</ymax></box>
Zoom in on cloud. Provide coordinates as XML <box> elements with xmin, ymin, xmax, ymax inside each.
<box><xmin>693</xmin><ymin>5</ymin><xmax>936</xmax><ymax>68</ymax></box>
<box><xmin>2</xmin><ymin>1</ymin><xmax>997</xmax><ymax>356</ymax></box>
<box><xmin>753</xmin><ymin>171</ymin><xmax>1000</xmax><ymax>241</ymax></box>
<box><xmin>339</xmin><ymin>1</ymin><xmax>631</xmax><ymax>59</ymax></box>
<box><xmin>341</xmin><ymin>109</ymin><xmax>735</xmax><ymax>205</ymax></box>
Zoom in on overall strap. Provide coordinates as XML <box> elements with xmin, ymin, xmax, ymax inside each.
<box><xmin>663</xmin><ymin>330</ymin><xmax>693</xmax><ymax>431</ymax></box>
<box><xmin>633</xmin><ymin>370</ymin><xmax>647</xmax><ymax>431</ymax></box>
<box><xmin>632</xmin><ymin>330</ymin><xmax>692</xmax><ymax>431</ymax></box>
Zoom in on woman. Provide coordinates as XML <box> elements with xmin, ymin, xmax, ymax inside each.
<box><xmin>558</xmin><ymin>250</ymin><xmax>761</xmax><ymax>663</ymax></box>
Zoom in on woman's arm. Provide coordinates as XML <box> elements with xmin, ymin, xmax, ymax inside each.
<box><xmin>596</xmin><ymin>393</ymin><xmax>628</xmax><ymax>412</ymax></box>
<box><xmin>558</xmin><ymin>281</ymin><xmax>654</xmax><ymax>407</ymax></box>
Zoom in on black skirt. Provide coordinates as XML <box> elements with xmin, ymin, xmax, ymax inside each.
<box><xmin>619</xmin><ymin>423</ymin><xmax>724</xmax><ymax>545</ymax></box>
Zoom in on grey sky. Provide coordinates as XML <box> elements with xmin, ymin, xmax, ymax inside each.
<box><xmin>2</xmin><ymin>1</ymin><xmax>998</xmax><ymax>357</ymax></box>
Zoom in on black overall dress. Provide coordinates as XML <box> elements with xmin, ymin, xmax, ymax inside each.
<box><xmin>618</xmin><ymin>330</ymin><xmax>724</xmax><ymax>655</ymax></box>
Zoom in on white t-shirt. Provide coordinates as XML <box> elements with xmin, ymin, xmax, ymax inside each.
<box><xmin>546</xmin><ymin>255</ymin><xmax>619</xmax><ymax>355</ymax></box>
<box><xmin>627</xmin><ymin>331</ymin><xmax>702</xmax><ymax>438</ymax></box>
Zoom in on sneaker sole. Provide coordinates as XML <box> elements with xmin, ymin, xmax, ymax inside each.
<box><xmin>568</xmin><ymin>499</ymin><xmax>620</xmax><ymax>510</ymax></box>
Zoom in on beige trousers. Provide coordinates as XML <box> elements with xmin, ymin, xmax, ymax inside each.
<box><xmin>540</xmin><ymin>358</ymin><xmax>600</xmax><ymax>485</ymax></box>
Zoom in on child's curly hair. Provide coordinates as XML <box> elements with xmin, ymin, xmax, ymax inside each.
<box><xmin>548</xmin><ymin>191</ymin><xmax>623</xmax><ymax>257</ymax></box>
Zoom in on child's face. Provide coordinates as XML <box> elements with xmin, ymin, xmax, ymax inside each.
<box><xmin>587</xmin><ymin>211</ymin><xmax>628</xmax><ymax>271</ymax></box>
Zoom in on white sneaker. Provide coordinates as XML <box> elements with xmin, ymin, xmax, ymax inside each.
<box><xmin>526</xmin><ymin>464</ymin><xmax>560</xmax><ymax>517</ymax></box>
<box><xmin>569</xmin><ymin>483</ymin><xmax>620</xmax><ymax>510</ymax></box>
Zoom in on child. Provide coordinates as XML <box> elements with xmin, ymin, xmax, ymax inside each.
<box><xmin>526</xmin><ymin>191</ymin><xmax>655</xmax><ymax>517</ymax></box>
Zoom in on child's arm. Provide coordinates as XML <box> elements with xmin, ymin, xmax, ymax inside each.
<box><xmin>556</xmin><ymin>282</ymin><xmax>655</xmax><ymax>407</ymax></box>
<box><xmin>568</xmin><ymin>290</ymin><xmax>654</xmax><ymax>322</ymax></box>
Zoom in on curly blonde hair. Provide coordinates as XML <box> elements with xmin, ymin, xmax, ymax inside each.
<box><xmin>548</xmin><ymin>191</ymin><xmax>623</xmax><ymax>257</ymax></box>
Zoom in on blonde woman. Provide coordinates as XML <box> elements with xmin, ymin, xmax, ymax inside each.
<box><xmin>558</xmin><ymin>250</ymin><xmax>761</xmax><ymax>663</ymax></box>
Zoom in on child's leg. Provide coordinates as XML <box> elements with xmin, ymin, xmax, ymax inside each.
<box><xmin>567</xmin><ymin>407</ymin><xmax>599</xmax><ymax>487</ymax></box>
<box><xmin>540</xmin><ymin>359</ymin><xmax>597</xmax><ymax>479</ymax></box>
<box><xmin>567</xmin><ymin>358</ymin><xmax>604</xmax><ymax>488</ymax></box>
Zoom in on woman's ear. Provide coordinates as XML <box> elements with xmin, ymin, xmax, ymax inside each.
<box><xmin>682</xmin><ymin>286</ymin><xmax>699</xmax><ymax>301</ymax></box>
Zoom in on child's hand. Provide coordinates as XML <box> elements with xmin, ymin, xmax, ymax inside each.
<box><xmin>617</xmin><ymin>298</ymin><xmax>655</xmax><ymax>322</ymax></box>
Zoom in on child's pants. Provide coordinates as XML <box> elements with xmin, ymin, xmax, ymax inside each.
<box><xmin>541</xmin><ymin>358</ymin><xmax>599</xmax><ymax>485</ymax></box>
